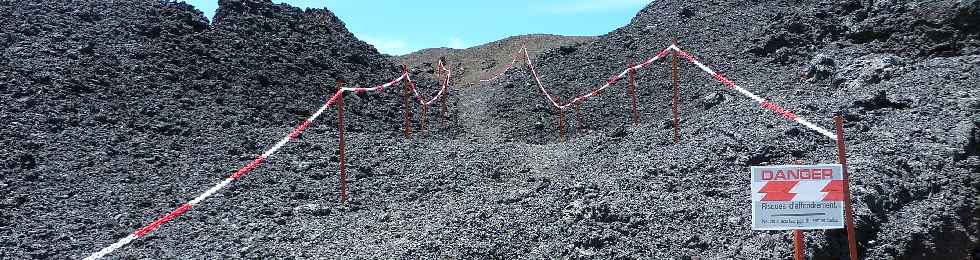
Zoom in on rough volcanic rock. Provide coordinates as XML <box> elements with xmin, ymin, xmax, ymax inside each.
<box><xmin>0</xmin><ymin>0</ymin><xmax>417</xmax><ymax>258</ymax></box>
<box><xmin>1</xmin><ymin>0</ymin><xmax>978</xmax><ymax>259</ymax></box>
<box><xmin>483</xmin><ymin>0</ymin><xmax>980</xmax><ymax>259</ymax></box>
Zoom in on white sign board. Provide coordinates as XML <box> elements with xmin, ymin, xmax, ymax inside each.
<box><xmin>751</xmin><ymin>164</ymin><xmax>845</xmax><ymax>230</ymax></box>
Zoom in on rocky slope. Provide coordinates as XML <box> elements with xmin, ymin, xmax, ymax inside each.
<box><xmin>0</xmin><ymin>0</ymin><xmax>432</xmax><ymax>258</ymax></box>
<box><xmin>0</xmin><ymin>0</ymin><xmax>977</xmax><ymax>259</ymax></box>
<box><xmin>484</xmin><ymin>0</ymin><xmax>980</xmax><ymax>258</ymax></box>
<box><xmin>396</xmin><ymin>34</ymin><xmax>596</xmax><ymax>87</ymax></box>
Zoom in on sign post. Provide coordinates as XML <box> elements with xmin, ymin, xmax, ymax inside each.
<box><xmin>793</xmin><ymin>229</ymin><xmax>805</xmax><ymax>260</ymax></box>
<box><xmin>835</xmin><ymin>115</ymin><xmax>859</xmax><ymax>260</ymax></box>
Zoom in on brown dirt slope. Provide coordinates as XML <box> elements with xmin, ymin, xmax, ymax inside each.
<box><xmin>395</xmin><ymin>34</ymin><xmax>596</xmax><ymax>87</ymax></box>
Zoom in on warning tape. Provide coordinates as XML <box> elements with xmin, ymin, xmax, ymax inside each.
<box><xmin>481</xmin><ymin>43</ymin><xmax>836</xmax><ymax>140</ymax></box>
<box><xmin>87</xmin><ymin>40</ymin><xmax>842</xmax><ymax>258</ymax></box>
<box><xmin>340</xmin><ymin>60</ymin><xmax>452</xmax><ymax>105</ymax></box>
<box><xmin>83</xmin><ymin>90</ymin><xmax>344</xmax><ymax>260</ymax></box>
<box><xmin>340</xmin><ymin>72</ymin><xmax>407</xmax><ymax>93</ymax></box>
<box><xmin>406</xmin><ymin>60</ymin><xmax>453</xmax><ymax>106</ymax></box>
<box><xmin>518</xmin><ymin>45</ymin><xmax>669</xmax><ymax>110</ymax></box>
<box><xmin>480</xmin><ymin>52</ymin><xmax>520</xmax><ymax>82</ymax></box>
<box><xmin>666</xmin><ymin>45</ymin><xmax>837</xmax><ymax>140</ymax></box>
<box><xmin>86</xmin><ymin>62</ymin><xmax>452</xmax><ymax>260</ymax></box>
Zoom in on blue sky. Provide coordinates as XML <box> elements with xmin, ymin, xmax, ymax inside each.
<box><xmin>185</xmin><ymin>0</ymin><xmax>652</xmax><ymax>55</ymax></box>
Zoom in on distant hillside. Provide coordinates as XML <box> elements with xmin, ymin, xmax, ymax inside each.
<box><xmin>395</xmin><ymin>34</ymin><xmax>596</xmax><ymax>87</ymax></box>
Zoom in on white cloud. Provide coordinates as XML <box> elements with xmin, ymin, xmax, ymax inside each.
<box><xmin>447</xmin><ymin>37</ymin><xmax>466</xmax><ymax>49</ymax></box>
<box><xmin>545</xmin><ymin>0</ymin><xmax>652</xmax><ymax>14</ymax></box>
<box><xmin>360</xmin><ymin>35</ymin><xmax>412</xmax><ymax>55</ymax></box>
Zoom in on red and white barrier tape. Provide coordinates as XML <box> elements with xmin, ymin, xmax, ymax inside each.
<box><xmin>479</xmin><ymin>52</ymin><xmax>520</xmax><ymax>82</ymax></box>
<box><xmin>405</xmin><ymin>60</ymin><xmax>453</xmax><ymax>106</ymax></box>
<box><xmin>481</xmin><ymin>43</ymin><xmax>835</xmax><ymax>140</ymax></box>
<box><xmin>344</xmin><ymin>60</ymin><xmax>452</xmax><ymax>105</ymax></box>
<box><xmin>561</xmin><ymin>49</ymin><xmax>673</xmax><ymax>109</ymax></box>
<box><xmin>519</xmin><ymin>45</ymin><xmax>672</xmax><ymax>110</ymax></box>
<box><xmin>517</xmin><ymin>46</ymin><xmax>653</xmax><ymax>109</ymax></box>
<box><xmin>340</xmin><ymin>73</ymin><xmax>408</xmax><ymax>93</ymax></box>
<box><xmin>521</xmin><ymin>45</ymin><xmax>561</xmax><ymax>108</ymax></box>
<box><xmin>87</xmin><ymin>42</ymin><xmax>837</xmax><ymax>258</ymax></box>
<box><xmin>87</xmin><ymin>62</ymin><xmax>452</xmax><ymax>259</ymax></box>
<box><xmin>84</xmin><ymin>90</ymin><xmax>345</xmax><ymax>260</ymax></box>
<box><xmin>667</xmin><ymin>45</ymin><xmax>836</xmax><ymax>140</ymax></box>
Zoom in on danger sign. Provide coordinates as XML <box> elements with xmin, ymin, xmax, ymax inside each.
<box><xmin>751</xmin><ymin>164</ymin><xmax>845</xmax><ymax>230</ymax></box>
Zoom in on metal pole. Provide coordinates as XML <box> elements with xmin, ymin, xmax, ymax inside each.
<box><xmin>421</xmin><ymin>104</ymin><xmax>428</xmax><ymax>136</ymax></box>
<box><xmin>671</xmin><ymin>39</ymin><xmax>681</xmax><ymax>144</ymax></box>
<box><xmin>836</xmin><ymin>115</ymin><xmax>859</xmax><ymax>260</ymax></box>
<box><xmin>794</xmin><ymin>229</ymin><xmax>805</xmax><ymax>260</ymax></box>
<box><xmin>441</xmin><ymin>61</ymin><xmax>450</xmax><ymax>128</ymax></box>
<box><xmin>402</xmin><ymin>65</ymin><xmax>412</xmax><ymax>138</ymax></box>
<box><xmin>337</xmin><ymin>88</ymin><xmax>347</xmax><ymax>204</ymax></box>
<box><xmin>628</xmin><ymin>64</ymin><xmax>638</xmax><ymax>126</ymax></box>
<box><xmin>441</xmin><ymin>76</ymin><xmax>449</xmax><ymax>128</ymax></box>
<box><xmin>575</xmin><ymin>102</ymin><xmax>583</xmax><ymax>135</ymax></box>
<box><xmin>557</xmin><ymin>98</ymin><xmax>565</xmax><ymax>142</ymax></box>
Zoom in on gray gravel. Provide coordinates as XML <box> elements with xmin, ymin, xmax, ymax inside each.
<box><xmin>0</xmin><ymin>0</ymin><xmax>977</xmax><ymax>259</ymax></box>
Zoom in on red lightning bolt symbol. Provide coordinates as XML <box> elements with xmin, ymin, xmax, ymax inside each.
<box><xmin>759</xmin><ymin>181</ymin><xmax>798</xmax><ymax>201</ymax></box>
<box><xmin>821</xmin><ymin>180</ymin><xmax>845</xmax><ymax>201</ymax></box>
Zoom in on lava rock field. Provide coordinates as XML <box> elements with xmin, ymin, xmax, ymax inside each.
<box><xmin>1</xmin><ymin>0</ymin><xmax>977</xmax><ymax>259</ymax></box>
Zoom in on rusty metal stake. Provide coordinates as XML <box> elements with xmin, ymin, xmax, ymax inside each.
<box><xmin>836</xmin><ymin>115</ymin><xmax>859</xmax><ymax>260</ymax></box>
<box><xmin>794</xmin><ymin>230</ymin><xmax>805</xmax><ymax>260</ymax></box>
<box><xmin>421</xmin><ymin>104</ymin><xmax>429</xmax><ymax>136</ymax></box>
<box><xmin>575</xmin><ymin>102</ymin><xmax>583</xmax><ymax>136</ymax></box>
<box><xmin>402</xmin><ymin>65</ymin><xmax>412</xmax><ymax>138</ymax></box>
<box><xmin>337</xmin><ymin>88</ymin><xmax>347</xmax><ymax>204</ymax></box>
<box><xmin>671</xmin><ymin>39</ymin><xmax>681</xmax><ymax>144</ymax></box>
<box><xmin>557</xmin><ymin>98</ymin><xmax>565</xmax><ymax>142</ymax></box>
<box><xmin>441</xmin><ymin>72</ymin><xmax>450</xmax><ymax>129</ymax></box>
<box><xmin>628</xmin><ymin>64</ymin><xmax>639</xmax><ymax>126</ymax></box>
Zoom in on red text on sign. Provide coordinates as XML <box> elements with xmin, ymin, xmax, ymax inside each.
<box><xmin>762</xmin><ymin>168</ymin><xmax>833</xmax><ymax>181</ymax></box>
